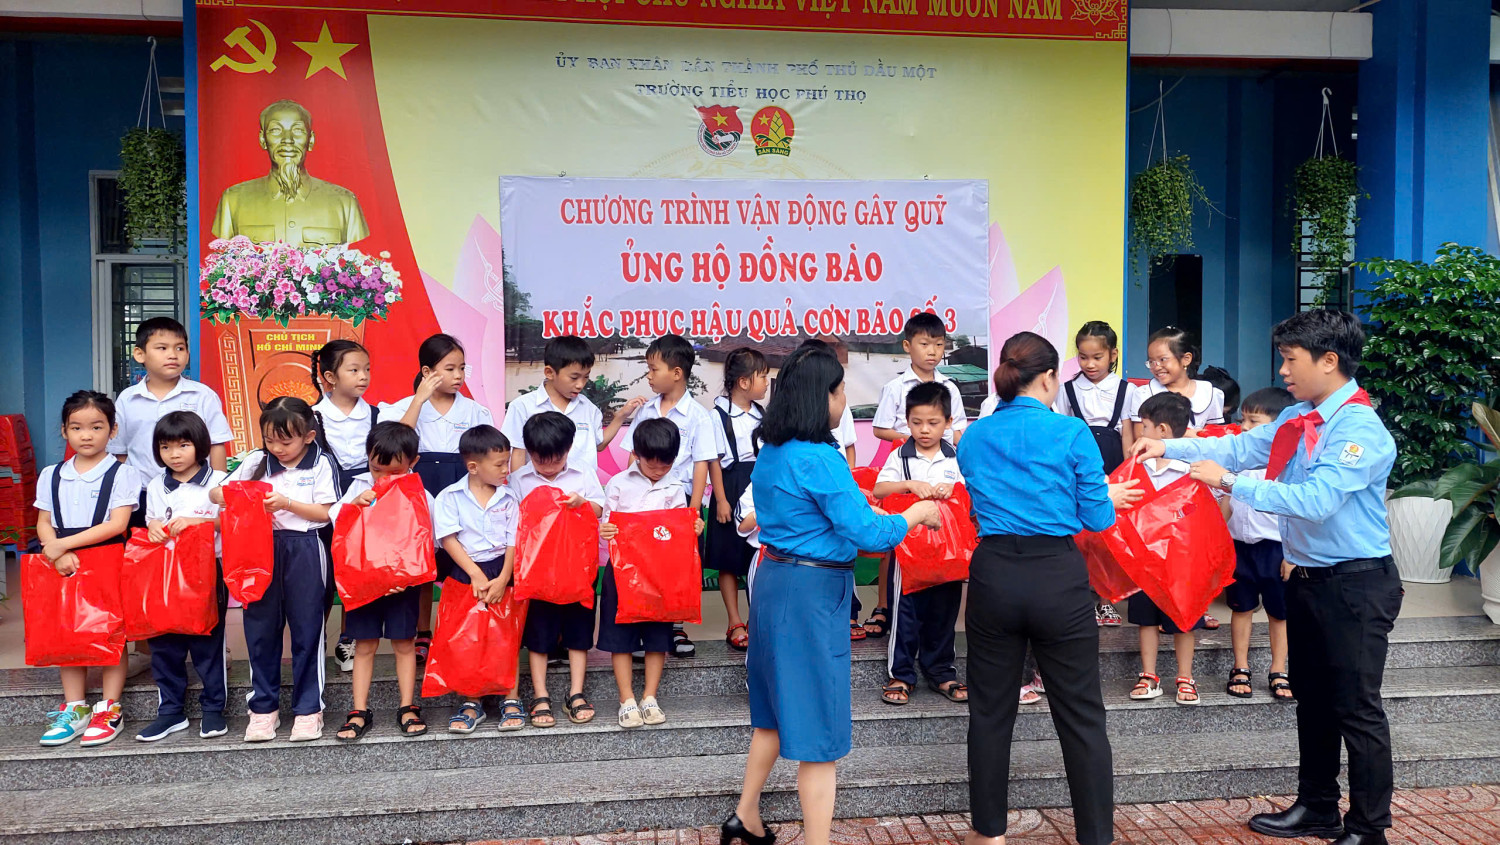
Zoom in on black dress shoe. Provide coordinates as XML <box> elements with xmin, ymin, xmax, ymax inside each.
<box><xmin>1331</xmin><ymin>833</ymin><xmax>1387</xmax><ymax>845</ymax></box>
<box><xmin>1247</xmin><ymin>804</ymin><xmax>1345</xmax><ymax>839</ymax></box>
<box><xmin>721</xmin><ymin>812</ymin><xmax>774</xmax><ymax>845</ymax></box>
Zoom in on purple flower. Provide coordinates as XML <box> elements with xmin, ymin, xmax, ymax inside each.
<box><xmin>350</xmin><ymin>296</ymin><xmax>365</xmax><ymax>308</ymax></box>
<box><xmin>374</xmin><ymin>293</ymin><xmax>386</xmax><ymax>305</ymax></box>
<box><xmin>322</xmin><ymin>267</ymin><xmax>335</xmax><ymax>280</ymax></box>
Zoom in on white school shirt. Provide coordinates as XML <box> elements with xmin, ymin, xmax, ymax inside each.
<box><xmin>223</xmin><ymin>446</ymin><xmax>339</xmax><ymax>532</ymax></box>
<box><xmin>1141</xmin><ymin>457</ymin><xmax>1226</xmax><ymax>501</ymax></box>
<box><xmin>619</xmin><ymin>393</ymin><xmax>721</xmax><ymax>487</ymax></box>
<box><xmin>313</xmin><ymin>395</ymin><xmax>376</xmax><ymax>471</ymax></box>
<box><xmin>605</xmin><ymin>466</ymin><xmax>688</xmax><ymax>516</ymax></box>
<box><xmin>712</xmin><ymin>397</ymin><xmax>762</xmax><ymax>467</ymax></box>
<box><xmin>109</xmin><ymin>377</ymin><xmax>235</xmax><ymax>469</ymax></box>
<box><xmin>329</xmin><ymin>472</ymin><xmax>439</xmax><ymax>537</ymax></box>
<box><xmin>872</xmin><ymin>369</ymin><xmax>969</xmax><ymax>440</ymax></box>
<box><xmin>501</xmin><ymin>387</ymin><xmax>604</xmax><ymax>472</ymax></box>
<box><xmin>1227</xmin><ymin>468</ymin><xmax>1281</xmax><ymax>544</ymax></box>
<box><xmin>735</xmin><ymin>484</ymin><xmax>759</xmax><ymax>549</ymax></box>
<box><xmin>833</xmin><ymin>406</ymin><xmax>857</xmax><ymax>451</ymax></box>
<box><xmin>978</xmin><ymin>395</ymin><xmax>998</xmax><ymax>419</ymax></box>
<box><xmin>876</xmin><ymin>441</ymin><xmax>965</xmax><ymax>487</ymax></box>
<box><xmin>1128</xmin><ymin>379</ymin><xmax>1226</xmax><ymax>430</ymax></box>
<box><xmin>434</xmin><ymin>478</ymin><xmax>518</xmax><ymax>562</ymax></box>
<box><xmin>146</xmin><ymin>465</ymin><xmax>228</xmax><ymax>552</ymax></box>
<box><xmin>378</xmin><ymin>392</ymin><xmax>494</xmax><ymax>454</ymax></box>
<box><xmin>509</xmin><ymin>462</ymin><xmax>607</xmax><ymax>508</ymax></box>
<box><xmin>1052</xmin><ymin>373</ymin><xmax>1135</xmax><ymax>434</ymax></box>
<box><xmin>34</xmin><ymin>458</ymin><xmax>143</xmax><ymax>527</ymax></box>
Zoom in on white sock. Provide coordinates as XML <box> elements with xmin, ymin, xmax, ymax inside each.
<box><xmin>64</xmin><ymin>700</ymin><xmax>86</xmax><ymax>709</ymax></box>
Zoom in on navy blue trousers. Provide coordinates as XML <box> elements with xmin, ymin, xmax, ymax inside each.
<box><xmin>887</xmin><ymin>572</ymin><xmax>962</xmax><ymax>687</ymax></box>
<box><xmin>149</xmin><ymin>582</ymin><xmax>230</xmax><ymax>717</ymax></box>
<box><xmin>243</xmin><ymin>530</ymin><xmax>328</xmax><ymax>716</ymax></box>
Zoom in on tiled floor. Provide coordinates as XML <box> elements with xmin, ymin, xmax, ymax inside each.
<box><xmin>461</xmin><ymin>785</ymin><xmax>1500</xmax><ymax>844</ymax></box>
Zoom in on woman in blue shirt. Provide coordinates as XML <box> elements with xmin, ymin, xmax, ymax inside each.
<box><xmin>723</xmin><ymin>346</ymin><xmax>941</xmax><ymax>845</ymax></box>
<box><xmin>956</xmin><ymin>331</ymin><xmax>1142</xmax><ymax>845</ymax></box>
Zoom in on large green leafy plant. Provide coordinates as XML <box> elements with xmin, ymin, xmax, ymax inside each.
<box><xmin>1394</xmin><ymin>403</ymin><xmax>1500</xmax><ymax>569</ymax></box>
<box><xmin>1290</xmin><ymin>155</ymin><xmax>1362</xmax><ymax>305</ymax></box>
<box><xmin>119</xmin><ymin>127</ymin><xmax>186</xmax><ymax>252</ymax></box>
<box><xmin>1128</xmin><ymin>154</ymin><xmax>1213</xmax><ymax>275</ymax></box>
<box><xmin>1359</xmin><ymin>244</ymin><xmax>1500</xmax><ymax>485</ymax></box>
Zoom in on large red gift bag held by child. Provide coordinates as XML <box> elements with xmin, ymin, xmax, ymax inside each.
<box><xmin>220</xmin><ymin>480</ymin><xmax>274</xmax><ymax>605</ymax></box>
<box><xmin>422</xmin><ymin>586</ymin><xmax>527</xmax><ymax>699</ymax></box>
<box><xmin>332</xmin><ymin>473</ymin><xmax>437</xmax><ymax>611</ymax></box>
<box><xmin>1075</xmin><ymin>530</ymin><xmax>1140</xmax><ymax>605</ymax></box>
<box><xmin>609</xmin><ymin>507</ymin><xmax>702</xmax><ymax>624</ymax></box>
<box><xmin>514</xmin><ymin>486</ymin><xmax>600</xmax><ymax>608</ymax></box>
<box><xmin>1102</xmin><ymin>459</ymin><xmax>1237</xmax><ymax>632</ymax></box>
<box><xmin>23</xmin><ymin>546</ymin><xmax>127</xmax><ymax>666</ymax></box>
<box><xmin>122</xmin><ymin>523</ymin><xmax>219</xmax><ymax>639</ymax></box>
<box><xmin>881</xmin><ymin>485</ymin><xmax>979</xmax><ymax>594</ymax></box>
<box><xmin>1198</xmin><ymin>423</ymin><xmax>1243</xmax><ymax>438</ymax></box>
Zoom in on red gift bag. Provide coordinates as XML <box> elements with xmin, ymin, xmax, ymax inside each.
<box><xmin>23</xmin><ymin>546</ymin><xmax>127</xmax><ymax>666</ymax></box>
<box><xmin>514</xmin><ymin>486</ymin><xmax>601</xmax><ymax>609</ymax></box>
<box><xmin>851</xmin><ymin>466</ymin><xmax>879</xmax><ymax>493</ymax></box>
<box><xmin>1198</xmin><ymin>423</ymin><xmax>1243</xmax><ymax>438</ymax></box>
<box><xmin>122</xmin><ymin>523</ymin><xmax>219</xmax><ymax>639</ymax></box>
<box><xmin>1076</xmin><ymin>530</ymin><xmax>1140</xmax><ymax>605</ymax></box>
<box><xmin>1102</xmin><ymin>459</ymin><xmax>1237</xmax><ymax>632</ymax></box>
<box><xmin>422</xmin><ymin>585</ymin><xmax>527</xmax><ymax>699</ymax></box>
<box><xmin>608</xmin><ymin>508</ymin><xmax>702</xmax><ymax>624</ymax></box>
<box><xmin>882</xmin><ymin>485</ymin><xmax>978</xmax><ymax>594</ymax></box>
<box><xmin>331</xmin><ymin>473</ymin><xmax>437</xmax><ymax>611</ymax></box>
<box><xmin>221</xmin><ymin>480</ymin><xmax>274</xmax><ymax>605</ymax></box>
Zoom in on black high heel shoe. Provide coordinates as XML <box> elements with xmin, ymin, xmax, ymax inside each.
<box><xmin>721</xmin><ymin>812</ymin><xmax>775</xmax><ymax>845</ymax></box>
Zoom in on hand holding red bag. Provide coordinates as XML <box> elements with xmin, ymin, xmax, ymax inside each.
<box><xmin>23</xmin><ymin>546</ymin><xmax>127</xmax><ymax>666</ymax></box>
<box><xmin>514</xmin><ymin>487</ymin><xmax>600</xmax><ymax>609</ymax></box>
<box><xmin>608</xmin><ymin>507</ymin><xmax>702</xmax><ymax>624</ymax></box>
<box><xmin>422</xmin><ymin>585</ymin><xmax>527</xmax><ymax>699</ymax></box>
<box><xmin>123</xmin><ymin>523</ymin><xmax>219</xmax><ymax>639</ymax></box>
<box><xmin>332</xmin><ymin>473</ymin><xmax>437</xmax><ymax>610</ymax></box>
<box><xmin>881</xmin><ymin>484</ymin><xmax>978</xmax><ymax>594</ymax></box>
<box><xmin>220</xmin><ymin>480</ymin><xmax>274</xmax><ymax>604</ymax></box>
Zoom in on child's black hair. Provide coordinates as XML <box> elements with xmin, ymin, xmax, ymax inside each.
<box><xmin>646</xmin><ymin>333</ymin><xmax>695</xmax><ymax>377</ymax></box>
<box><xmin>903</xmin><ymin>312</ymin><xmax>947</xmax><ymax>342</ymax></box>
<box><xmin>1138</xmin><ymin>392</ymin><xmax>1192</xmax><ymax>439</ymax></box>
<box><xmin>251</xmin><ymin>396</ymin><xmax>318</xmax><ymax>480</ymax></box>
<box><xmin>722</xmin><ymin>347</ymin><xmax>768</xmax><ymax>399</ymax></box>
<box><xmin>1271</xmin><ymin>309</ymin><xmax>1365</xmax><ymax>378</ymax></box>
<box><xmin>458</xmin><ymin>424</ymin><xmax>511</xmax><ymax>462</ymax></box>
<box><xmin>1200</xmin><ymin>365</ymin><xmax>1241</xmax><ymax>421</ymax></box>
<box><xmin>61</xmin><ymin>390</ymin><xmax>116</xmax><ymax>429</ymax></box>
<box><xmin>760</xmin><ymin>347</ymin><xmax>843</xmax><ymax>447</ymax></box>
<box><xmin>1241</xmin><ymin>387</ymin><xmax>1296</xmax><ymax>421</ymax></box>
<box><xmin>312</xmin><ymin>338</ymin><xmax>368</xmax><ymax>396</ymax></box>
<box><xmin>905</xmin><ymin>380</ymin><xmax>952</xmax><ymax>420</ymax></box>
<box><xmin>544</xmin><ymin>336</ymin><xmax>596</xmax><ymax>373</ymax></box>
<box><xmin>413</xmin><ymin>333</ymin><xmax>464</xmax><ymax>391</ymax></box>
<box><xmin>135</xmin><ymin>317</ymin><xmax>188</xmax><ymax>349</ymax></box>
<box><xmin>522</xmin><ymin>411</ymin><xmax>576</xmax><ymax>462</ymax></box>
<box><xmin>1147</xmin><ymin>326</ymin><xmax>1201</xmax><ymax>377</ymax></box>
<box><xmin>152</xmin><ymin>411</ymin><xmax>211</xmax><ymax>469</ymax></box>
<box><xmin>366</xmin><ymin>421</ymin><xmax>420</xmax><ymax>465</ymax></box>
<box><xmin>1076</xmin><ymin>321</ymin><xmax>1120</xmax><ymax>372</ymax></box>
<box><xmin>631</xmin><ymin>418</ymin><xmax>681</xmax><ymax>466</ymax></box>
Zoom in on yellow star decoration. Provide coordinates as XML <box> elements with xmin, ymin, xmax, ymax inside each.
<box><xmin>712</xmin><ymin>113</ymin><xmax>728</xmax><ymax>126</ymax></box>
<box><xmin>293</xmin><ymin>22</ymin><xmax>357</xmax><ymax>80</ymax></box>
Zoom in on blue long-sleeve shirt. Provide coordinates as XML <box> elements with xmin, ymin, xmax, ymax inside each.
<box><xmin>957</xmin><ymin>396</ymin><xmax>1116</xmax><ymax>537</ymax></box>
<box><xmin>1163</xmin><ymin>378</ymin><xmax>1395</xmax><ymax>567</ymax></box>
<box><xmin>752</xmin><ymin>439</ymin><xmax>910</xmax><ymax>562</ymax></box>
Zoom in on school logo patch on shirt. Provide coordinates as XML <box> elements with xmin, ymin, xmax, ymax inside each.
<box><xmin>1338</xmin><ymin>443</ymin><xmax>1365</xmax><ymax>467</ymax></box>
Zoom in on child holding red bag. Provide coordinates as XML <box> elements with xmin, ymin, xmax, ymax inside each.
<box><xmin>512</xmin><ymin>411</ymin><xmax>606</xmax><ymax>727</ymax></box>
<box><xmin>136</xmin><ymin>411</ymin><xmax>229</xmax><ymax>743</ymax></box>
<box><xmin>34</xmin><ymin>391</ymin><xmax>144</xmax><ymax>748</ymax></box>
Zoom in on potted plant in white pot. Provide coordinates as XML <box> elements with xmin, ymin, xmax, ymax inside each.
<box><xmin>1359</xmin><ymin>244</ymin><xmax>1500</xmax><ymax>583</ymax></box>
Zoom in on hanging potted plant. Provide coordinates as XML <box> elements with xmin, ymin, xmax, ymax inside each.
<box><xmin>1129</xmin><ymin>83</ymin><xmax>1215</xmax><ymax>275</ymax></box>
<box><xmin>1289</xmin><ymin>89</ymin><xmax>1363</xmax><ymax>305</ymax></box>
<box><xmin>119</xmin><ymin>38</ymin><xmax>185</xmax><ymax>253</ymax></box>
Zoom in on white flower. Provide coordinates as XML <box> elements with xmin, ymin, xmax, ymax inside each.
<box><xmin>307</xmin><ymin>291</ymin><xmax>322</xmax><ymax>305</ymax></box>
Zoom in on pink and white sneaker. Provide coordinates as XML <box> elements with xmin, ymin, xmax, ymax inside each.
<box><xmin>79</xmin><ymin>700</ymin><xmax>123</xmax><ymax>747</ymax></box>
<box><xmin>244</xmin><ymin>711</ymin><xmax>281</xmax><ymax>742</ymax></box>
<box><xmin>289</xmin><ymin>712</ymin><xmax>324</xmax><ymax>742</ymax></box>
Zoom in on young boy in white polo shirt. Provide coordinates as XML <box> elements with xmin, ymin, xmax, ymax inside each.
<box><xmin>502</xmin><ymin>335</ymin><xmax>643</xmax><ymax>473</ymax></box>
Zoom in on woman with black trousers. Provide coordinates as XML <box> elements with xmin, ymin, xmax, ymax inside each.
<box><xmin>956</xmin><ymin>331</ymin><xmax>1143</xmax><ymax>845</ymax></box>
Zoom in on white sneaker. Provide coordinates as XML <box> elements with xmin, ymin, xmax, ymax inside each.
<box><xmin>126</xmin><ymin>650</ymin><xmax>152</xmax><ymax>679</ymax></box>
<box><xmin>289</xmin><ymin>712</ymin><xmax>324</xmax><ymax>742</ymax></box>
<box><xmin>617</xmin><ymin>699</ymin><xmax>643</xmax><ymax>729</ymax></box>
<box><xmin>640</xmin><ymin>696</ymin><xmax>666</xmax><ymax>725</ymax></box>
<box><xmin>334</xmin><ymin>639</ymin><xmax>356</xmax><ymax>673</ymax></box>
<box><xmin>244</xmin><ymin>711</ymin><xmax>280</xmax><ymax>742</ymax></box>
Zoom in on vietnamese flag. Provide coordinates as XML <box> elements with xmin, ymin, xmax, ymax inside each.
<box><xmin>697</xmin><ymin>105</ymin><xmax>744</xmax><ymax>136</ymax></box>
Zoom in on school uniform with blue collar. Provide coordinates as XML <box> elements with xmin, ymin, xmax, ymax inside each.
<box><xmin>313</xmin><ymin>395</ymin><xmax>378</xmax><ymax>493</ymax></box>
<box><xmin>706</xmin><ymin>397</ymin><xmax>760</xmax><ymax>579</ymax></box>
<box><xmin>332</xmin><ymin>473</ymin><xmax>438</xmax><ymax>641</ymax></box>
<box><xmin>34</xmin><ymin>458</ymin><xmax>142</xmax><ymax>549</ymax></box>
<box><xmin>225</xmin><ymin>447</ymin><xmax>340</xmax><ymax>717</ymax></box>
<box><xmin>511</xmin><ymin>462</ymin><xmax>606</xmax><ymax>654</ymax></box>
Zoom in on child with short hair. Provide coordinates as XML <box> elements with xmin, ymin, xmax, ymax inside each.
<box><xmin>137</xmin><ymin>411</ymin><xmax>229</xmax><ymax>743</ymax></box>
<box><xmin>35</xmin><ymin>391</ymin><xmax>144</xmax><ymax>748</ymax></box>
<box><xmin>502</xmin><ymin>335</ymin><xmax>644</xmax><ymax>473</ymax></box>
<box><xmin>434</xmin><ymin>424</ymin><xmax>526</xmax><ymax>733</ymax></box>
<box><xmin>873</xmin><ymin>381</ymin><xmax>968</xmax><ymax>706</ymax></box>
<box><xmin>110</xmin><ymin>317</ymin><xmax>234</xmax><ymax>480</ymax></box>
<box><xmin>1224</xmin><ymin>387</ymin><xmax>1298</xmax><ymax>702</ymax></box>
<box><xmin>332</xmin><ymin>421</ymin><xmax>437</xmax><ymax>741</ymax></box>
<box><xmin>514</xmin><ymin>411</ymin><xmax>607</xmax><ymax>727</ymax></box>
<box><xmin>708</xmin><ymin>347</ymin><xmax>769</xmax><ymax>652</ymax></box>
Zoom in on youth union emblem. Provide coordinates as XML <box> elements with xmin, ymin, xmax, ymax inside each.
<box><xmin>696</xmin><ymin>105</ymin><xmax>743</xmax><ymax>157</ymax></box>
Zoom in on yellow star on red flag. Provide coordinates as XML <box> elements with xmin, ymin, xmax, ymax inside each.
<box><xmin>293</xmin><ymin>22</ymin><xmax>357</xmax><ymax>80</ymax></box>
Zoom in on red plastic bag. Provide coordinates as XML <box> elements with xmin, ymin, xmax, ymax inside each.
<box><xmin>514</xmin><ymin>486</ymin><xmax>600</xmax><ymax>609</ymax></box>
<box><xmin>221</xmin><ymin>480</ymin><xmax>274</xmax><ymax>605</ymax></box>
<box><xmin>851</xmin><ymin>466</ymin><xmax>879</xmax><ymax>493</ymax></box>
<box><xmin>609</xmin><ymin>508</ymin><xmax>702</xmax><ymax>624</ymax></box>
<box><xmin>1076</xmin><ymin>530</ymin><xmax>1139</xmax><ymax>605</ymax></box>
<box><xmin>122</xmin><ymin>523</ymin><xmax>219</xmax><ymax>639</ymax></box>
<box><xmin>1198</xmin><ymin>423</ymin><xmax>1243</xmax><ymax>438</ymax></box>
<box><xmin>422</xmin><ymin>585</ymin><xmax>527</xmax><ymax>699</ymax></box>
<box><xmin>332</xmin><ymin>473</ymin><xmax>437</xmax><ymax>611</ymax></box>
<box><xmin>882</xmin><ymin>485</ymin><xmax>978</xmax><ymax>594</ymax></box>
<box><xmin>1101</xmin><ymin>459</ymin><xmax>1237</xmax><ymax>632</ymax></box>
<box><xmin>23</xmin><ymin>546</ymin><xmax>127</xmax><ymax>666</ymax></box>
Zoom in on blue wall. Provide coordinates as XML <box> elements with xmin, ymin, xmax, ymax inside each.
<box><xmin>0</xmin><ymin>36</ymin><xmax>184</xmax><ymax>466</ymax></box>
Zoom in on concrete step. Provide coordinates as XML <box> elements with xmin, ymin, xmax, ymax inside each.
<box><xmin>2</xmin><ymin>664</ymin><xmax>1494</xmax><ymax>790</ymax></box>
<box><xmin>6</xmin><ymin>719</ymin><xmax>1498</xmax><ymax>845</ymax></box>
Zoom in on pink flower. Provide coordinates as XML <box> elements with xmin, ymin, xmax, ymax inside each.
<box><xmin>229</xmin><ymin>235</ymin><xmax>252</xmax><ymax>248</ymax></box>
<box><xmin>289</xmin><ymin>292</ymin><xmax>302</xmax><ymax>306</ymax></box>
<box><xmin>374</xmin><ymin>293</ymin><xmax>386</xmax><ymax>305</ymax></box>
<box><xmin>350</xmin><ymin>296</ymin><xmax>365</xmax><ymax>308</ymax></box>
<box><xmin>208</xmin><ymin>238</ymin><xmax>229</xmax><ymax>252</ymax></box>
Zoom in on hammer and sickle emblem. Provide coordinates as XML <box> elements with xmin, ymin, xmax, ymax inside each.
<box><xmin>210</xmin><ymin>19</ymin><xmax>277</xmax><ymax>74</ymax></box>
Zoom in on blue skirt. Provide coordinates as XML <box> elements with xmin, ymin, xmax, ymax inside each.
<box><xmin>746</xmin><ymin>559</ymin><xmax>854</xmax><ymax>763</ymax></box>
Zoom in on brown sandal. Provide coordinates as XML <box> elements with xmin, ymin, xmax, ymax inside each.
<box><xmin>881</xmin><ymin>679</ymin><xmax>911</xmax><ymax>705</ymax></box>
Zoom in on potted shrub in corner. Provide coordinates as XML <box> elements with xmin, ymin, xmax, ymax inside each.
<box><xmin>1359</xmin><ymin>244</ymin><xmax>1500</xmax><ymax>583</ymax></box>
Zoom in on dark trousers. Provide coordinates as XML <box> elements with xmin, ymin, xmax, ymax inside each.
<box><xmin>1286</xmin><ymin>559</ymin><xmax>1402</xmax><ymax>835</ymax></box>
<box><xmin>243</xmin><ymin>531</ymin><xmax>328</xmax><ymax>716</ymax></box>
<box><xmin>149</xmin><ymin>583</ymin><xmax>229</xmax><ymax>717</ymax></box>
<box><xmin>888</xmin><ymin>575</ymin><xmax>962</xmax><ymax>687</ymax></box>
<box><xmin>966</xmin><ymin>535</ymin><xmax>1113</xmax><ymax>845</ymax></box>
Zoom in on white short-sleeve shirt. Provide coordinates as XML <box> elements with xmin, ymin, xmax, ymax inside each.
<box><xmin>876</xmin><ymin>441</ymin><xmax>964</xmax><ymax>487</ymax></box>
<box><xmin>833</xmin><ymin>406</ymin><xmax>857</xmax><ymax>450</ymax></box>
<box><xmin>712</xmin><ymin>397</ymin><xmax>761</xmax><ymax>468</ymax></box>
<box><xmin>605</xmin><ymin>466</ymin><xmax>688</xmax><ymax>516</ymax></box>
<box><xmin>378</xmin><ymin>393</ymin><xmax>494</xmax><ymax>454</ymax></box>
<box><xmin>223</xmin><ymin>446</ymin><xmax>339</xmax><ymax>531</ymax></box>
<box><xmin>434</xmin><ymin>477</ymin><xmax>518</xmax><ymax>562</ymax></box>
<box><xmin>978</xmin><ymin>395</ymin><xmax>999</xmax><ymax>419</ymax></box>
<box><xmin>735</xmin><ymin>484</ymin><xmax>759</xmax><ymax>548</ymax></box>
<box><xmin>1128</xmin><ymin>379</ymin><xmax>1226</xmax><ymax>430</ymax></box>
<box><xmin>109</xmin><ymin>377</ymin><xmax>235</xmax><ymax>469</ymax></box>
<box><xmin>509</xmin><ymin>463</ymin><xmax>607</xmax><ymax>508</ymax></box>
<box><xmin>500</xmin><ymin>387</ymin><xmax>604</xmax><ymax>472</ymax></box>
<box><xmin>619</xmin><ymin>393</ymin><xmax>721</xmax><ymax>487</ymax></box>
<box><xmin>35</xmin><ymin>458</ymin><xmax>143</xmax><ymax>529</ymax></box>
<box><xmin>329</xmin><ymin>471</ymin><xmax>438</xmax><ymax>537</ymax></box>
<box><xmin>1053</xmin><ymin>374</ymin><xmax>1135</xmax><ymax>433</ymax></box>
<box><xmin>313</xmin><ymin>396</ymin><xmax>376</xmax><ymax>471</ymax></box>
<box><xmin>146</xmin><ymin>465</ymin><xmax>228</xmax><ymax>552</ymax></box>
<box><xmin>1227</xmin><ymin>468</ymin><xmax>1281</xmax><ymax>543</ymax></box>
<box><xmin>872</xmin><ymin>369</ymin><xmax>969</xmax><ymax>440</ymax></box>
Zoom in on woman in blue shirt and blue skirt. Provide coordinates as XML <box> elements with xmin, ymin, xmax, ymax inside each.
<box><xmin>957</xmin><ymin>332</ymin><xmax>1143</xmax><ymax>845</ymax></box>
<box><xmin>722</xmin><ymin>346</ymin><xmax>941</xmax><ymax>845</ymax></box>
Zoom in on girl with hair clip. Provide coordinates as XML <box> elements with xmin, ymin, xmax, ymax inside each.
<box><xmin>709</xmin><ymin>347</ymin><xmax>770</xmax><ymax>652</ymax></box>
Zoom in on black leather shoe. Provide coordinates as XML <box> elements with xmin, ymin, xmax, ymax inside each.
<box><xmin>721</xmin><ymin>812</ymin><xmax>775</xmax><ymax>845</ymax></box>
<box><xmin>1247</xmin><ymin>804</ymin><xmax>1345</xmax><ymax>839</ymax></box>
<box><xmin>1331</xmin><ymin>833</ymin><xmax>1387</xmax><ymax>845</ymax></box>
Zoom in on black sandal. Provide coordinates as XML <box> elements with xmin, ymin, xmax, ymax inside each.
<box><xmin>397</xmin><ymin>704</ymin><xmax>428</xmax><ymax>737</ymax></box>
<box><xmin>336</xmin><ymin>709</ymin><xmax>372</xmax><ymax>742</ymax></box>
<box><xmin>530</xmin><ymin>697</ymin><xmax>556</xmax><ymax>728</ymax></box>
<box><xmin>930</xmin><ymin>680</ymin><xmax>969</xmax><ymax>703</ymax></box>
<box><xmin>1226</xmin><ymin>667</ymin><xmax>1253</xmax><ymax>699</ymax></box>
<box><xmin>565</xmin><ymin>692</ymin><xmax>595</xmax><ymax>724</ymax></box>
<box><xmin>1269</xmin><ymin>672</ymin><xmax>1294</xmax><ymax>703</ymax></box>
<box><xmin>881</xmin><ymin>679</ymin><xmax>911</xmax><ymax>705</ymax></box>
<box><xmin>497</xmin><ymin>699</ymin><xmax>527</xmax><ymax>732</ymax></box>
<box><xmin>863</xmin><ymin>608</ymin><xmax>890</xmax><ymax>639</ymax></box>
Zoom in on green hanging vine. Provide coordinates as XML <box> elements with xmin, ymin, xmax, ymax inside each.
<box><xmin>119</xmin><ymin>127</ymin><xmax>186</xmax><ymax>251</ymax></box>
<box><xmin>1290</xmin><ymin>88</ymin><xmax>1363</xmax><ymax>305</ymax></box>
<box><xmin>1129</xmin><ymin>154</ymin><xmax>1212</xmax><ymax>274</ymax></box>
